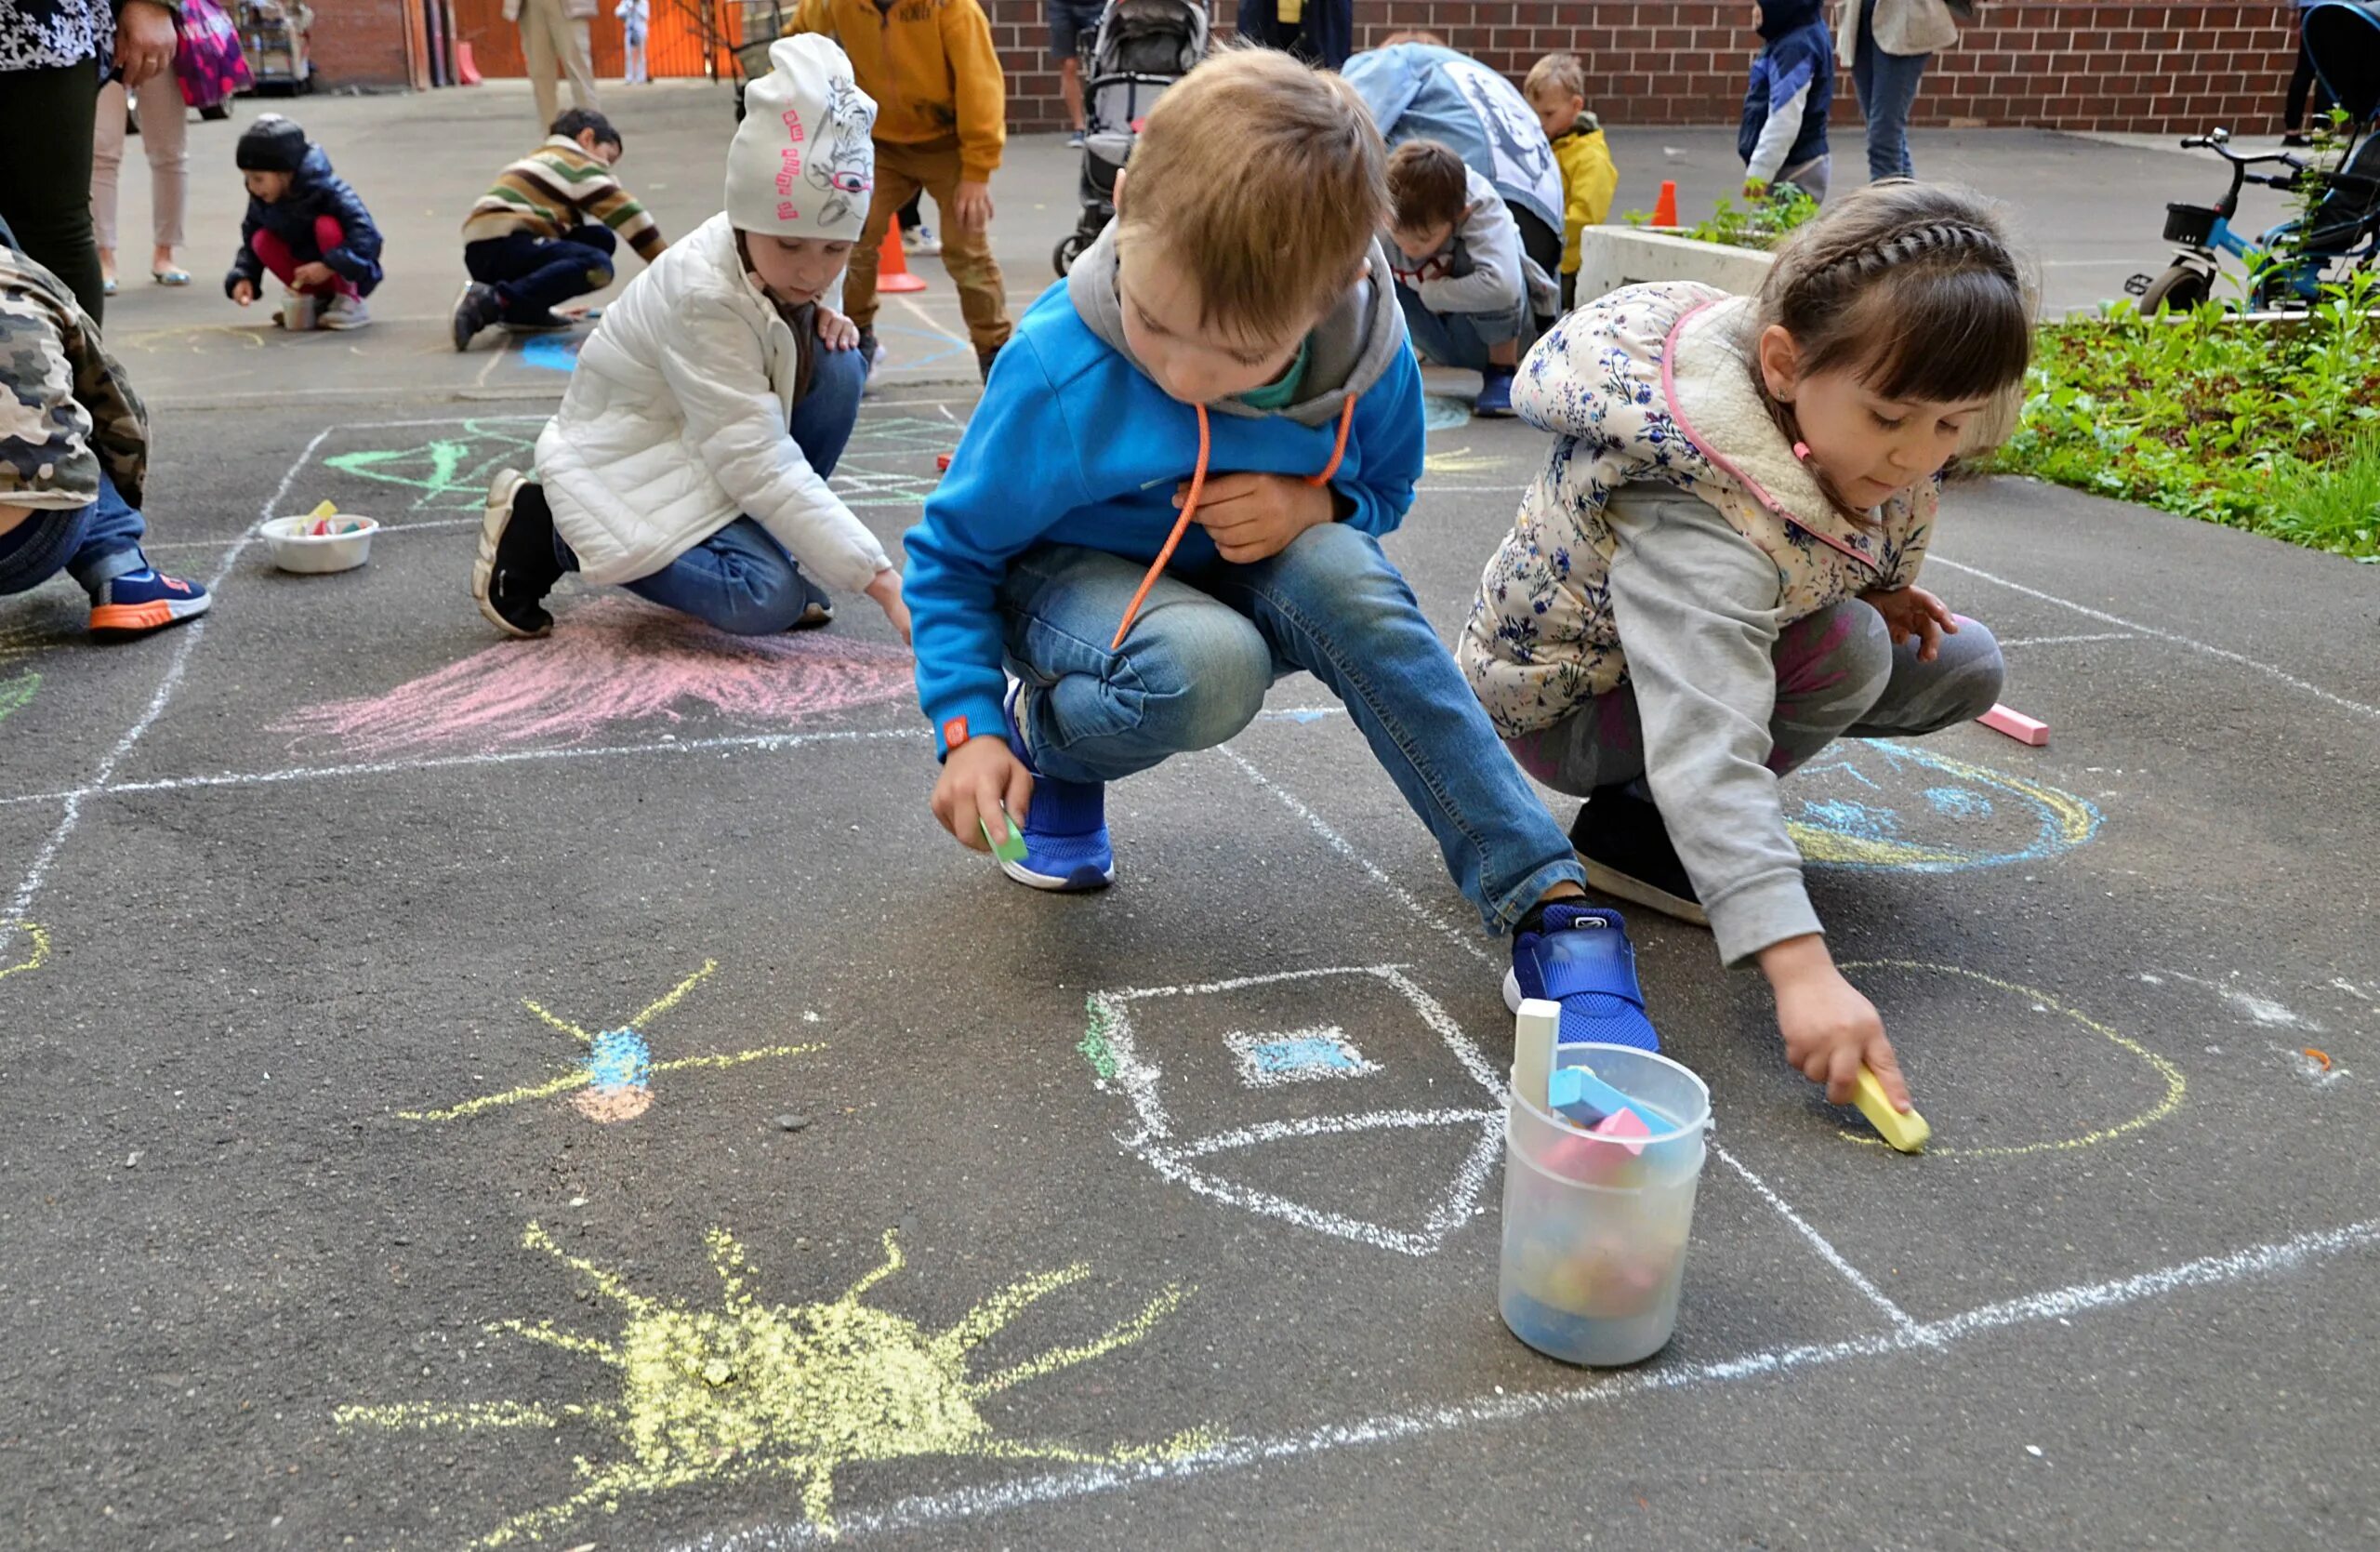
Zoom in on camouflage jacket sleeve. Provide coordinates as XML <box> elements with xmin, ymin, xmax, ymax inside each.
<box><xmin>0</xmin><ymin>247</ymin><xmax>149</xmax><ymax>512</ymax></box>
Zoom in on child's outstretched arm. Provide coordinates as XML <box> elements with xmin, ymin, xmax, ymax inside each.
<box><xmin>224</xmin><ymin>215</ymin><xmax>264</xmax><ymax>303</ymax></box>
<box><xmin>1604</xmin><ymin>485</ymin><xmax>1916</xmax><ymax>1111</ymax></box>
<box><xmin>904</xmin><ymin>343</ymin><xmax>1091</xmax><ymax>849</ymax></box>
<box><xmin>654</xmin><ymin>288</ymin><xmax>900</xmax><ymax>622</ymax></box>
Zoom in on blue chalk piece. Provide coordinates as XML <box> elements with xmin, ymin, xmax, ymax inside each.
<box><xmin>1548</xmin><ymin>1065</ymin><xmax>1656</xmax><ymax>1133</ymax></box>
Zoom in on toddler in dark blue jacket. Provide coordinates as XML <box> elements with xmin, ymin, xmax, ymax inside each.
<box><xmin>224</xmin><ymin>115</ymin><xmax>384</xmax><ymax>331</ymax></box>
<box><xmin>1739</xmin><ymin>0</ymin><xmax>1834</xmax><ymax>204</ymax></box>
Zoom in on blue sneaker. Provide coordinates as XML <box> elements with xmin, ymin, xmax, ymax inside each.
<box><xmin>88</xmin><ymin>567</ymin><xmax>211</xmax><ymax>639</ymax></box>
<box><xmin>1474</xmin><ymin>368</ymin><xmax>1516</xmax><ymax>418</ymax></box>
<box><xmin>999</xmin><ymin>677</ymin><xmax>1115</xmax><ymax>892</ymax></box>
<box><xmin>1503</xmin><ymin>903</ymin><xmax>1659</xmax><ymax>1053</ymax></box>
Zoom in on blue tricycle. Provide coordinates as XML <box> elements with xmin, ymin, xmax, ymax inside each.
<box><xmin>2128</xmin><ymin>0</ymin><xmax>2380</xmax><ymax>312</ymax></box>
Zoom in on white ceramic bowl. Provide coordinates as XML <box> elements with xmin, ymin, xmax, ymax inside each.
<box><xmin>264</xmin><ymin>514</ymin><xmax>378</xmax><ymax>574</ymax></box>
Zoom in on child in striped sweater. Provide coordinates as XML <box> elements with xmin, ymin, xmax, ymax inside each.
<box><xmin>452</xmin><ymin>108</ymin><xmax>668</xmax><ymax>351</ymax></box>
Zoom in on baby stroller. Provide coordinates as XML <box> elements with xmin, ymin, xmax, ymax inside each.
<box><xmin>1052</xmin><ymin>0</ymin><xmax>1209</xmax><ymax>276</ymax></box>
<box><xmin>2129</xmin><ymin>0</ymin><xmax>2379</xmax><ymax>311</ymax></box>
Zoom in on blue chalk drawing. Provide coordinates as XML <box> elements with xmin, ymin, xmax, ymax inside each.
<box><xmin>584</xmin><ymin>1027</ymin><xmax>654</xmax><ymax>1092</ymax></box>
<box><xmin>521</xmin><ymin>334</ymin><xmax>582</xmax><ymax>374</ymax></box>
<box><xmin>1924</xmin><ymin>786</ymin><xmax>1994</xmax><ymax>819</ymax></box>
<box><xmin>1422</xmin><ymin>394</ymin><xmax>1472</xmax><ymax>432</ymax></box>
<box><xmin>1225</xmin><ymin>1025</ymin><xmax>1381</xmax><ymax>1087</ymax></box>
<box><xmin>1801</xmin><ymin>799</ymin><xmax>1901</xmax><ymax>840</ymax></box>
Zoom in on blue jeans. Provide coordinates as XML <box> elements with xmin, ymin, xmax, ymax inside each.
<box><xmin>995</xmin><ymin>524</ymin><xmax>1585</xmax><ymax>933</ymax></box>
<box><xmin>0</xmin><ymin>467</ymin><xmax>150</xmax><ymax>598</ymax></box>
<box><xmin>1852</xmin><ymin>0</ymin><xmax>1930</xmax><ymax>181</ymax></box>
<box><xmin>555</xmin><ymin>342</ymin><xmax>866</xmax><ymax>634</ymax></box>
<box><xmin>1395</xmin><ymin>283</ymin><xmax>1527</xmax><ymax>374</ymax></box>
<box><xmin>465</xmin><ymin>224</ymin><xmax>617</xmax><ymax>325</ymax></box>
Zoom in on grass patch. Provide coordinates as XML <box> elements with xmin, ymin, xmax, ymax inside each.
<box><xmin>1992</xmin><ymin>273</ymin><xmax>2380</xmax><ymax>561</ymax></box>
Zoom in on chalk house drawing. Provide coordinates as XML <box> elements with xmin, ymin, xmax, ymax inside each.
<box><xmin>1079</xmin><ymin>965</ymin><xmax>1505</xmax><ymax>1256</ymax></box>
<box><xmin>399</xmin><ymin>959</ymin><xmax>822</xmax><ymax>1124</ymax></box>
<box><xmin>337</xmin><ymin>1221</ymin><xmax>1217</xmax><ymax>1544</ymax></box>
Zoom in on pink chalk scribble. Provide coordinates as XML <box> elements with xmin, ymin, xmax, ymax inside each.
<box><xmin>275</xmin><ymin>599</ymin><xmax>915</xmax><ymax>756</ymax></box>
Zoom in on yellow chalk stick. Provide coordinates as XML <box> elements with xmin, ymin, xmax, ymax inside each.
<box><xmin>1853</xmin><ymin>1065</ymin><xmax>1931</xmax><ymax>1153</ymax></box>
<box><xmin>309</xmin><ymin>498</ymin><xmax>338</xmax><ymax>519</ymax></box>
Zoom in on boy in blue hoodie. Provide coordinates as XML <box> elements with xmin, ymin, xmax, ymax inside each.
<box><xmin>225</xmin><ymin>115</ymin><xmax>384</xmax><ymax>332</ymax></box>
<box><xmin>904</xmin><ymin>47</ymin><xmax>1658</xmax><ymax>1048</ymax></box>
<box><xmin>1739</xmin><ymin>0</ymin><xmax>1835</xmax><ymax>204</ymax></box>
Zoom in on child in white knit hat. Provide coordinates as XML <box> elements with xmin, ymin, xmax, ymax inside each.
<box><xmin>471</xmin><ymin>34</ymin><xmax>910</xmax><ymax>643</ymax></box>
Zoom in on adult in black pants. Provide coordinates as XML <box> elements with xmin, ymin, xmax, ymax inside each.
<box><xmin>0</xmin><ymin>0</ymin><xmax>180</xmax><ymax>325</ymax></box>
<box><xmin>2283</xmin><ymin>0</ymin><xmax>2337</xmax><ymax>147</ymax></box>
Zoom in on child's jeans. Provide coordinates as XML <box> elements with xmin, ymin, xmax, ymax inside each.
<box><xmin>465</xmin><ymin>224</ymin><xmax>616</xmax><ymax>325</ymax></box>
<box><xmin>0</xmin><ymin>468</ymin><xmax>151</xmax><ymax>598</ymax></box>
<box><xmin>1504</xmin><ymin>601</ymin><xmax>2005</xmax><ymax>794</ymax></box>
<box><xmin>1395</xmin><ymin>283</ymin><xmax>1527</xmax><ymax>374</ymax></box>
<box><xmin>997</xmin><ymin>523</ymin><xmax>1586</xmax><ymax>933</ymax></box>
<box><xmin>552</xmin><ymin>343</ymin><xmax>866</xmax><ymax>635</ymax></box>
<box><xmin>251</xmin><ymin>217</ymin><xmax>357</xmax><ymax>297</ymax></box>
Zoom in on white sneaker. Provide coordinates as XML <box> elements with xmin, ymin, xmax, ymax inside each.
<box><xmin>320</xmin><ymin>293</ymin><xmax>373</xmax><ymax>330</ymax></box>
<box><xmin>902</xmin><ymin>222</ymin><xmax>941</xmax><ymax>257</ymax></box>
<box><xmin>274</xmin><ymin>290</ymin><xmax>317</xmax><ymax>331</ymax></box>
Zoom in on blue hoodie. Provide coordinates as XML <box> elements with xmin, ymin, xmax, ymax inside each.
<box><xmin>225</xmin><ymin>145</ymin><xmax>385</xmax><ymax>299</ymax></box>
<box><xmin>1739</xmin><ymin>0</ymin><xmax>1833</xmax><ymax>183</ymax></box>
<box><xmin>902</xmin><ymin>224</ymin><xmax>1425</xmax><ymax>757</ymax></box>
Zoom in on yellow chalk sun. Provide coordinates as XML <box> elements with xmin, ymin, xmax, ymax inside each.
<box><xmin>338</xmin><ymin>1222</ymin><xmax>1216</xmax><ymax>1544</ymax></box>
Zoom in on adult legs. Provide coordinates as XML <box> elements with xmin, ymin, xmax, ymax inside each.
<box><xmin>0</xmin><ymin>63</ymin><xmax>105</xmax><ymax>322</ymax></box>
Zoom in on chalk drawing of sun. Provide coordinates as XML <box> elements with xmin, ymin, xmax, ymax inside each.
<box><xmin>337</xmin><ymin>1221</ymin><xmax>1217</xmax><ymax>1545</ymax></box>
<box><xmin>400</xmin><ymin>960</ymin><xmax>821</xmax><ymax>1124</ymax></box>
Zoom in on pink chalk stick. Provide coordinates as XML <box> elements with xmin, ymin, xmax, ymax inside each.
<box><xmin>1978</xmin><ymin>703</ymin><xmax>2049</xmax><ymax>747</ymax></box>
<box><xmin>1591</xmin><ymin>1107</ymin><xmax>1652</xmax><ymax>1157</ymax></box>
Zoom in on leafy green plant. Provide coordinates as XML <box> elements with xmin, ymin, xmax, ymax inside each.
<box><xmin>1990</xmin><ymin>269</ymin><xmax>2380</xmax><ymax>559</ymax></box>
<box><xmin>1621</xmin><ymin>187</ymin><xmax>1821</xmax><ymax>250</ymax></box>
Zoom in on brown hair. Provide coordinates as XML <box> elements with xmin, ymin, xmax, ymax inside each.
<box><xmin>1524</xmin><ymin>54</ymin><xmax>1587</xmax><ymax>102</ymax></box>
<box><xmin>1117</xmin><ymin>45</ymin><xmax>1387</xmax><ymax>345</ymax></box>
<box><xmin>1385</xmin><ymin>139</ymin><xmax>1470</xmax><ymax>232</ymax></box>
<box><xmin>1752</xmin><ymin>180</ymin><xmax>2036</xmax><ymax>519</ymax></box>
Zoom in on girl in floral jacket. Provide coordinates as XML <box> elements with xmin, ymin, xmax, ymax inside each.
<box><xmin>1461</xmin><ymin>181</ymin><xmax>2030</xmax><ymax>1114</ymax></box>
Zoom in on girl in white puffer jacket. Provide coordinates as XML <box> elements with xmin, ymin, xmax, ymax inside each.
<box><xmin>472</xmin><ymin>37</ymin><xmax>910</xmax><ymax>644</ymax></box>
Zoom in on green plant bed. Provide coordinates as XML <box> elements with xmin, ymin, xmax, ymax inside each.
<box><xmin>1991</xmin><ymin>276</ymin><xmax>2380</xmax><ymax>562</ymax></box>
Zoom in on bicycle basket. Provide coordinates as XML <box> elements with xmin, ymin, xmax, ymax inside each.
<box><xmin>2163</xmin><ymin>203</ymin><xmax>2220</xmax><ymax>245</ymax></box>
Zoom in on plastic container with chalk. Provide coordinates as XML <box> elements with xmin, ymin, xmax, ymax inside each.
<box><xmin>1499</xmin><ymin>1043</ymin><xmax>1711</xmax><ymax>1367</ymax></box>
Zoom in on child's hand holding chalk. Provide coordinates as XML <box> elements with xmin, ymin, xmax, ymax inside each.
<box><xmin>1765</xmin><ymin>937</ymin><xmax>1912</xmax><ymax>1109</ymax></box>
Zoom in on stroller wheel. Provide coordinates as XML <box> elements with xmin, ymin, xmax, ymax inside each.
<box><xmin>1054</xmin><ymin>233</ymin><xmax>1087</xmax><ymax>277</ymax></box>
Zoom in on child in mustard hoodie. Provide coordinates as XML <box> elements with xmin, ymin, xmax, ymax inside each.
<box><xmin>1523</xmin><ymin>53</ymin><xmax>1619</xmax><ymax>312</ymax></box>
<box><xmin>786</xmin><ymin>0</ymin><xmax>1011</xmax><ymax>379</ymax></box>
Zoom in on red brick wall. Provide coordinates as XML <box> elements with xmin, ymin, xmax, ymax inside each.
<box><xmin>308</xmin><ymin>0</ymin><xmax>419</xmax><ymax>88</ymax></box>
<box><xmin>980</xmin><ymin>0</ymin><xmax>2303</xmax><ymax>136</ymax></box>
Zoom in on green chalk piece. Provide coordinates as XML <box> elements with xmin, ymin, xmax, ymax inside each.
<box><xmin>981</xmin><ymin>807</ymin><xmax>1027</xmax><ymax>864</ymax></box>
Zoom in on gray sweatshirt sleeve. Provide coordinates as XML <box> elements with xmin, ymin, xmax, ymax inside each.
<box><xmin>1745</xmin><ymin>81</ymin><xmax>1811</xmax><ymax>188</ymax></box>
<box><xmin>1605</xmin><ymin>484</ymin><xmax>1825</xmax><ymax>966</ymax></box>
<box><xmin>1415</xmin><ymin>179</ymin><xmax>1526</xmax><ymax>318</ymax></box>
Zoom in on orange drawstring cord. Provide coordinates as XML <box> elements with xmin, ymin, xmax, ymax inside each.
<box><xmin>1109</xmin><ymin>393</ymin><xmax>1359</xmax><ymax>650</ymax></box>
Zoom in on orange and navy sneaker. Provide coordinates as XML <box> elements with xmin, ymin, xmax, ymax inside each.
<box><xmin>87</xmin><ymin>568</ymin><xmax>212</xmax><ymax>640</ymax></box>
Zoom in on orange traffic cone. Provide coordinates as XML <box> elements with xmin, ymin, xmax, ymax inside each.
<box><xmin>454</xmin><ymin>40</ymin><xmax>482</xmax><ymax>86</ymax></box>
<box><xmin>876</xmin><ymin>222</ymin><xmax>927</xmax><ymax>294</ymax></box>
<box><xmin>1651</xmin><ymin>179</ymin><xmax>1678</xmax><ymax>229</ymax></box>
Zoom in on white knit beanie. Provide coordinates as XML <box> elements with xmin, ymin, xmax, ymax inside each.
<box><xmin>725</xmin><ymin>36</ymin><xmax>879</xmax><ymax>241</ymax></box>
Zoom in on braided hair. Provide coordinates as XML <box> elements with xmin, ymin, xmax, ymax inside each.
<box><xmin>1749</xmin><ymin>181</ymin><xmax>2036</xmax><ymax>524</ymax></box>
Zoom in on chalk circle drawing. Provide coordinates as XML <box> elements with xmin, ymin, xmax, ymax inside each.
<box><xmin>1835</xmin><ymin>960</ymin><xmax>2187</xmax><ymax>1158</ymax></box>
<box><xmin>337</xmin><ymin>1220</ymin><xmax>1217</xmax><ymax>1545</ymax></box>
<box><xmin>1080</xmin><ymin>964</ymin><xmax>1505</xmax><ymax>1256</ymax></box>
<box><xmin>398</xmin><ymin>959</ymin><xmax>822</xmax><ymax>1124</ymax></box>
<box><xmin>272</xmin><ymin>598</ymin><xmax>914</xmax><ymax>757</ymax></box>
<box><xmin>1421</xmin><ymin>394</ymin><xmax>1473</xmax><ymax>432</ymax></box>
<box><xmin>0</xmin><ymin>919</ymin><xmax>51</xmax><ymax>984</ymax></box>
<box><xmin>1789</xmin><ymin>741</ymin><xmax>2101</xmax><ymax>872</ymax></box>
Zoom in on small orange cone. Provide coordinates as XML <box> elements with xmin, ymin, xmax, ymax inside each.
<box><xmin>1652</xmin><ymin>179</ymin><xmax>1678</xmax><ymax>228</ymax></box>
<box><xmin>876</xmin><ymin>223</ymin><xmax>927</xmax><ymax>294</ymax></box>
<box><xmin>454</xmin><ymin>40</ymin><xmax>482</xmax><ymax>85</ymax></box>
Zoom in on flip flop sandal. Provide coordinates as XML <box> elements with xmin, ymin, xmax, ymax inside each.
<box><xmin>152</xmin><ymin>268</ymin><xmax>192</xmax><ymax>286</ymax></box>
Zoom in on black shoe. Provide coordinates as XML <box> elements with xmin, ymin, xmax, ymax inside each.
<box><xmin>497</xmin><ymin>311</ymin><xmax>575</xmax><ymax>334</ymax></box>
<box><xmin>786</xmin><ymin>566</ymin><xmax>833</xmax><ymax>630</ymax></box>
<box><xmin>2281</xmin><ymin>132</ymin><xmax>2314</xmax><ymax>148</ymax></box>
<box><xmin>451</xmin><ymin>282</ymin><xmax>501</xmax><ymax>352</ymax></box>
<box><xmin>472</xmin><ymin>470</ymin><xmax>563</xmax><ymax>638</ymax></box>
<box><xmin>1569</xmin><ymin>785</ymin><xmax>1710</xmax><ymax>927</ymax></box>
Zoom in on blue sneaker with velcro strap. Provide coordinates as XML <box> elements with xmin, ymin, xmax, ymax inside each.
<box><xmin>998</xmin><ymin>676</ymin><xmax>1116</xmax><ymax>893</ymax></box>
<box><xmin>1502</xmin><ymin>903</ymin><xmax>1660</xmax><ymax>1053</ymax></box>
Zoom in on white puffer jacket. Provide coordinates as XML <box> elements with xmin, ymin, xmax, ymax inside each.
<box><xmin>533</xmin><ymin>211</ymin><xmax>891</xmax><ymax>591</ymax></box>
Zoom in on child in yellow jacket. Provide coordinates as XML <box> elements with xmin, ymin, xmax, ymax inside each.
<box><xmin>1524</xmin><ymin>53</ymin><xmax>1619</xmax><ymax>312</ymax></box>
<box><xmin>786</xmin><ymin>0</ymin><xmax>1011</xmax><ymax>378</ymax></box>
